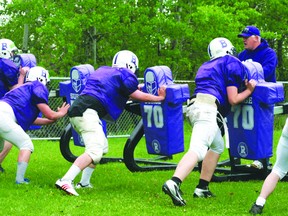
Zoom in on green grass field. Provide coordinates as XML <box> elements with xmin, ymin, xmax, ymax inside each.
<box><xmin>1</xmin><ymin>124</ymin><xmax>288</xmax><ymax>216</ymax></box>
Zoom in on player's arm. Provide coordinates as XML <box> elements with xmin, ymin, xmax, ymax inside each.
<box><xmin>227</xmin><ymin>79</ymin><xmax>257</xmax><ymax>105</ymax></box>
<box><xmin>129</xmin><ymin>86</ymin><xmax>166</xmax><ymax>102</ymax></box>
<box><xmin>17</xmin><ymin>66</ymin><xmax>30</xmax><ymax>85</ymax></box>
<box><xmin>10</xmin><ymin>66</ymin><xmax>30</xmax><ymax>90</ymax></box>
<box><xmin>33</xmin><ymin>117</ymin><xmax>56</xmax><ymax>125</ymax></box>
<box><xmin>37</xmin><ymin>102</ymin><xmax>70</xmax><ymax>121</ymax></box>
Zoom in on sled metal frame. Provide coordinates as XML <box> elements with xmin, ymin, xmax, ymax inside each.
<box><xmin>105</xmin><ymin>101</ymin><xmax>178</xmax><ymax>172</ymax></box>
<box><xmin>59</xmin><ymin>100</ymin><xmax>288</xmax><ymax>181</ymax></box>
<box><xmin>122</xmin><ymin>102</ymin><xmax>288</xmax><ymax>181</ymax></box>
<box><xmin>59</xmin><ymin>101</ymin><xmax>179</xmax><ymax>172</ymax></box>
<box><xmin>209</xmin><ymin>102</ymin><xmax>288</xmax><ymax>182</ymax></box>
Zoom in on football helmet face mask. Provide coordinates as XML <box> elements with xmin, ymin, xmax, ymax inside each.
<box><xmin>208</xmin><ymin>37</ymin><xmax>237</xmax><ymax>59</ymax></box>
<box><xmin>25</xmin><ymin>66</ymin><xmax>50</xmax><ymax>86</ymax></box>
<box><xmin>112</xmin><ymin>50</ymin><xmax>139</xmax><ymax>74</ymax></box>
<box><xmin>0</xmin><ymin>39</ymin><xmax>18</xmax><ymax>60</ymax></box>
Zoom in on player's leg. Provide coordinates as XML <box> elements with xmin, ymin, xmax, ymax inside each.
<box><xmin>249</xmin><ymin>118</ymin><xmax>288</xmax><ymax>214</ymax></box>
<box><xmin>0</xmin><ymin>141</ymin><xmax>13</xmax><ymax>172</ymax></box>
<box><xmin>194</xmin><ymin>128</ymin><xmax>224</xmax><ymax>198</ymax></box>
<box><xmin>162</xmin><ymin>104</ymin><xmax>218</xmax><ymax>206</ymax></box>
<box><xmin>258</xmin><ymin>130</ymin><xmax>288</xmax><ymax>198</ymax></box>
<box><xmin>1</xmin><ymin>126</ymin><xmax>33</xmax><ymax>184</ymax></box>
<box><xmin>76</xmin><ymin>163</ymin><xmax>96</xmax><ymax>189</ymax></box>
<box><xmin>0</xmin><ymin>103</ymin><xmax>33</xmax><ymax>184</ymax></box>
<box><xmin>56</xmin><ymin>109</ymin><xmax>107</xmax><ymax>196</ymax></box>
<box><xmin>74</xmin><ymin>110</ymin><xmax>107</xmax><ymax>188</ymax></box>
<box><xmin>162</xmin><ymin>122</ymin><xmax>205</xmax><ymax>206</ymax></box>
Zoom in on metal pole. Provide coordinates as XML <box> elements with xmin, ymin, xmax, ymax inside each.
<box><xmin>23</xmin><ymin>24</ymin><xmax>29</xmax><ymax>53</ymax></box>
<box><xmin>93</xmin><ymin>27</ymin><xmax>96</xmax><ymax>65</ymax></box>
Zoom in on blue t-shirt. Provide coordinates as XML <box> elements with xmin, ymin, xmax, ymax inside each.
<box><xmin>80</xmin><ymin>66</ymin><xmax>139</xmax><ymax>121</ymax></box>
<box><xmin>1</xmin><ymin>81</ymin><xmax>49</xmax><ymax>131</ymax></box>
<box><xmin>194</xmin><ymin>55</ymin><xmax>248</xmax><ymax>117</ymax></box>
<box><xmin>238</xmin><ymin>39</ymin><xmax>277</xmax><ymax>82</ymax></box>
<box><xmin>0</xmin><ymin>58</ymin><xmax>19</xmax><ymax>98</ymax></box>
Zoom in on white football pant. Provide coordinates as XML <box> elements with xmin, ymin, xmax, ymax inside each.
<box><xmin>70</xmin><ymin>108</ymin><xmax>108</xmax><ymax>164</ymax></box>
<box><xmin>272</xmin><ymin>118</ymin><xmax>288</xmax><ymax>179</ymax></box>
<box><xmin>186</xmin><ymin>101</ymin><xmax>224</xmax><ymax>162</ymax></box>
<box><xmin>0</xmin><ymin>102</ymin><xmax>34</xmax><ymax>152</ymax></box>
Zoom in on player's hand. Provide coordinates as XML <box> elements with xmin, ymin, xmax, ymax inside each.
<box><xmin>158</xmin><ymin>85</ymin><xmax>166</xmax><ymax>100</ymax></box>
<box><xmin>245</xmin><ymin>79</ymin><xmax>257</xmax><ymax>92</ymax></box>
<box><xmin>19</xmin><ymin>66</ymin><xmax>30</xmax><ymax>76</ymax></box>
<box><xmin>138</xmin><ymin>83</ymin><xmax>144</xmax><ymax>91</ymax></box>
<box><xmin>57</xmin><ymin>102</ymin><xmax>70</xmax><ymax>117</ymax></box>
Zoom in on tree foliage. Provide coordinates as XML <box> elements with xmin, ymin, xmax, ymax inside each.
<box><xmin>0</xmin><ymin>0</ymin><xmax>287</xmax><ymax>80</ymax></box>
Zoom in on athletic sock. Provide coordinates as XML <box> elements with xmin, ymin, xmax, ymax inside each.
<box><xmin>62</xmin><ymin>164</ymin><xmax>81</xmax><ymax>182</ymax></box>
<box><xmin>80</xmin><ymin>167</ymin><xmax>95</xmax><ymax>185</ymax></box>
<box><xmin>16</xmin><ymin>161</ymin><xmax>28</xmax><ymax>183</ymax></box>
<box><xmin>171</xmin><ymin>176</ymin><xmax>182</xmax><ymax>186</ymax></box>
<box><xmin>256</xmin><ymin>196</ymin><xmax>266</xmax><ymax>207</ymax></box>
<box><xmin>196</xmin><ymin>179</ymin><xmax>209</xmax><ymax>189</ymax></box>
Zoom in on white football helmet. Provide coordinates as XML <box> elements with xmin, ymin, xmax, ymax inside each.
<box><xmin>0</xmin><ymin>38</ymin><xmax>18</xmax><ymax>59</ymax></box>
<box><xmin>25</xmin><ymin>66</ymin><xmax>50</xmax><ymax>86</ymax></box>
<box><xmin>112</xmin><ymin>50</ymin><xmax>139</xmax><ymax>73</ymax></box>
<box><xmin>208</xmin><ymin>37</ymin><xmax>237</xmax><ymax>59</ymax></box>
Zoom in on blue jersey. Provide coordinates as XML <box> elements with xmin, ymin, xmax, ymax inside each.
<box><xmin>238</xmin><ymin>39</ymin><xmax>277</xmax><ymax>82</ymax></box>
<box><xmin>81</xmin><ymin>66</ymin><xmax>138</xmax><ymax>121</ymax></box>
<box><xmin>0</xmin><ymin>58</ymin><xmax>19</xmax><ymax>98</ymax></box>
<box><xmin>194</xmin><ymin>55</ymin><xmax>247</xmax><ymax>117</ymax></box>
<box><xmin>1</xmin><ymin>81</ymin><xmax>48</xmax><ymax>131</ymax></box>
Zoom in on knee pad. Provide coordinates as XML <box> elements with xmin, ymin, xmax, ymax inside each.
<box><xmin>210</xmin><ymin>146</ymin><xmax>224</xmax><ymax>156</ymax></box>
<box><xmin>19</xmin><ymin>139</ymin><xmax>34</xmax><ymax>152</ymax></box>
<box><xmin>209</xmin><ymin>127</ymin><xmax>225</xmax><ymax>155</ymax></box>
<box><xmin>189</xmin><ymin>144</ymin><xmax>207</xmax><ymax>162</ymax></box>
<box><xmin>210</xmin><ymin>141</ymin><xmax>225</xmax><ymax>155</ymax></box>
<box><xmin>87</xmin><ymin>143</ymin><xmax>108</xmax><ymax>164</ymax></box>
<box><xmin>271</xmin><ymin>167</ymin><xmax>286</xmax><ymax>180</ymax></box>
<box><xmin>85</xmin><ymin>137</ymin><xmax>108</xmax><ymax>164</ymax></box>
<box><xmin>87</xmin><ymin>150</ymin><xmax>104</xmax><ymax>164</ymax></box>
<box><xmin>272</xmin><ymin>134</ymin><xmax>288</xmax><ymax>180</ymax></box>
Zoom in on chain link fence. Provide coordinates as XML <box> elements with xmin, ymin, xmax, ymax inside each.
<box><xmin>27</xmin><ymin>77</ymin><xmax>288</xmax><ymax>139</ymax></box>
<box><xmin>27</xmin><ymin>78</ymin><xmax>194</xmax><ymax>139</ymax></box>
<box><xmin>27</xmin><ymin>77</ymin><xmax>288</xmax><ymax>140</ymax></box>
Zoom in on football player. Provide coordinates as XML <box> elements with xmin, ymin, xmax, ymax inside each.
<box><xmin>0</xmin><ymin>66</ymin><xmax>69</xmax><ymax>184</ymax></box>
<box><xmin>0</xmin><ymin>38</ymin><xmax>30</xmax><ymax>173</ymax></box>
<box><xmin>55</xmin><ymin>50</ymin><xmax>166</xmax><ymax>196</ymax></box>
<box><xmin>162</xmin><ymin>37</ymin><xmax>257</xmax><ymax>206</ymax></box>
<box><xmin>249</xmin><ymin>118</ymin><xmax>288</xmax><ymax>214</ymax></box>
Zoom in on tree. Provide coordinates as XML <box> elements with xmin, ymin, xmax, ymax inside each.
<box><xmin>0</xmin><ymin>0</ymin><xmax>286</xmax><ymax>80</ymax></box>
<box><xmin>255</xmin><ymin>0</ymin><xmax>288</xmax><ymax>80</ymax></box>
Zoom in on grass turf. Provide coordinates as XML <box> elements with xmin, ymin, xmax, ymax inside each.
<box><xmin>0</xmin><ymin>128</ymin><xmax>287</xmax><ymax>216</ymax></box>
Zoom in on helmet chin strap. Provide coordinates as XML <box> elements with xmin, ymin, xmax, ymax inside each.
<box><xmin>37</xmin><ymin>77</ymin><xmax>46</xmax><ymax>85</ymax></box>
<box><xmin>134</xmin><ymin>68</ymin><xmax>139</xmax><ymax>76</ymax></box>
<box><xmin>126</xmin><ymin>63</ymin><xmax>135</xmax><ymax>73</ymax></box>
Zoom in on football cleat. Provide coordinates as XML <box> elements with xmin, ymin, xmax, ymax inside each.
<box><xmin>162</xmin><ymin>180</ymin><xmax>186</xmax><ymax>206</ymax></box>
<box><xmin>251</xmin><ymin>160</ymin><xmax>264</xmax><ymax>170</ymax></box>
<box><xmin>193</xmin><ymin>187</ymin><xmax>215</xmax><ymax>198</ymax></box>
<box><xmin>75</xmin><ymin>182</ymin><xmax>93</xmax><ymax>189</ymax></box>
<box><xmin>0</xmin><ymin>164</ymin><xmax>4</xmax><ymax>173</ymax></box>
<box><xmin>55</xmin><ymin>179</ymin><xmax>79</xmax><ymax>196</ymax></box>
<box><xmin>16</xmin><ymin>178</ymin><xmax>30</xmax><ymax>184</ymax></box>
<box><xmin>249</xmin><ymin>203</ymin><xmax>264</xmax><ymax>215</ymax></box>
